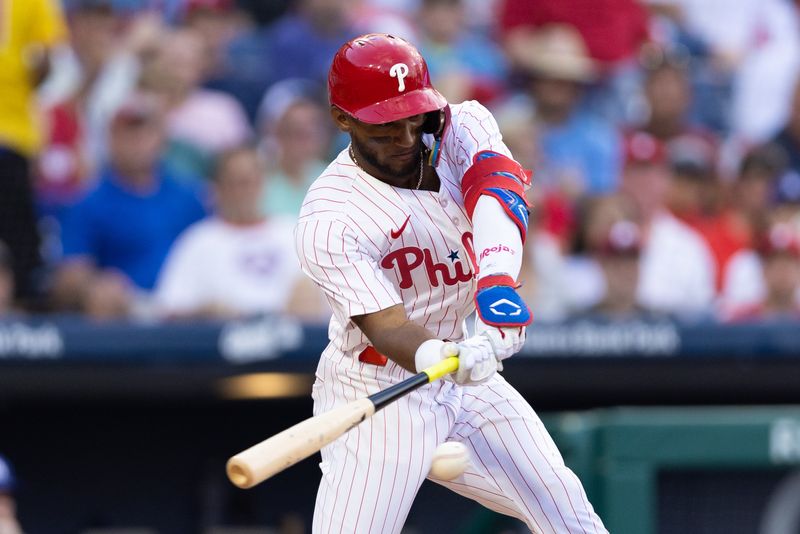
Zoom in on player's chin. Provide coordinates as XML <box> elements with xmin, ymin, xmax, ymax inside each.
<box><xmin>388</xmin><ymin>157</ymin><xmax>419</xmax><ymax>176</ymax></box>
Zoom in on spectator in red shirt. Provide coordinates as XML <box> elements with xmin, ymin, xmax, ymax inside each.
<box><xmin>665</xmin><ymin>136</ymin><xmax>750</xmax><ymax>290</ymax></box>
<box><xmin>718</xmin><ymin>147</ymin><xmax>791</xmax><ymax>310</ymax></box>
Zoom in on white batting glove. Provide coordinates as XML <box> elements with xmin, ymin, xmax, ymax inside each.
<box><xmin>452</xmin><ymin>336</ymin><xmax>499</xmax><ymax>385</ymax></box>
<box><xmin>415</xmin><ymin>338</ymin><xmax>498</xmax><ymax>386</ymax></box>
<box><xmin>475</xmin><ymin>318</ymin><xmax>526</xmax><ymax>368</ymax></box>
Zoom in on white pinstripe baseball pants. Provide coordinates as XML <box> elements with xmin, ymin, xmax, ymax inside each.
<box><xmin>311</xmin><ymin>355</ymin><xmax>608</xmax><ymax>534</ymax></box>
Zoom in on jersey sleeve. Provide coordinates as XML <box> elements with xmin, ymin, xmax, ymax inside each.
<box><xmin>446</xmin><ymin>101</ymin><xmax>515</xmax><ymax>182</ymax></box>
<box><xmin>295</xmin><ymin>218</ymin><xmax>402</xmax><ymax>322</ymax></box>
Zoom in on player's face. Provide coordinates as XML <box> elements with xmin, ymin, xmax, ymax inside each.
<box><xmin>332</xmin><ymin>108</ymin><xmax>427</xmax><ymax>187</ymax></box>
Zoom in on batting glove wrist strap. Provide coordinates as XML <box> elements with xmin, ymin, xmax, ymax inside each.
<box><xmin>474</xmin><ymin>275</ymin><xmax>532</xmax><ymax>328</ymax></box>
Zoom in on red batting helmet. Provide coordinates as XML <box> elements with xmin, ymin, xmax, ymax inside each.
<box><xmin>328</xmin><ymin>33</ymin><xmax>447</xmax><ymax>124</ymax></box>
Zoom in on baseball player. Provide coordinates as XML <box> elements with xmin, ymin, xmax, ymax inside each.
<box><xmin>295</xmin><ymin>33</ymin><xmax>607</xmax><ymax>534</ymax></box>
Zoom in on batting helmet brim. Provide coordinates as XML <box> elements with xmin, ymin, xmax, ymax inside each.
<box><xmin>349</xmin><ymin>86</ymin><xmax>447</xmax><ymax>125</ymax></box>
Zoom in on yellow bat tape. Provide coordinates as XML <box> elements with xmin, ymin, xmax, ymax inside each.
<box><xmin>423</xmin><ymin>355</ymin><xmax>460</xmax><ymax>382</ymax></box>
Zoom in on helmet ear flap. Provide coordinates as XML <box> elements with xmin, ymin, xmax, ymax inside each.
<box><xmin>423</xmin><ymin>110</ymin><xmax>444</xmax><ymax>135</ymax></box>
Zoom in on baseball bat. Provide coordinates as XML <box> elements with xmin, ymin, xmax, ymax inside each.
<box><xmin>226</xmin><ymin>352</ymin><xmax>459</xmax><ymax>489</ymax></box>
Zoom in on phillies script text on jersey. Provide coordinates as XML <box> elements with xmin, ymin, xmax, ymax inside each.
<box><xmin>381</xmin><ymin>232</ymin><xmax>474</xmax><ymax>289</ymax></box>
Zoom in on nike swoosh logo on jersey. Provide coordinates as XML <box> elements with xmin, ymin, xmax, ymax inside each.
<box><xmin>390</xmin><ymin>215</ymin><xmax>411</xmax><ymax>239</ymax></box>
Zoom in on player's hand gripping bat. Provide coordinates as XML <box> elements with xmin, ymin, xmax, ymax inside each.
<box><xmin>226</xmin><ymin>347</ymin><xmax>459</xmax><ymax>489</ymax></box>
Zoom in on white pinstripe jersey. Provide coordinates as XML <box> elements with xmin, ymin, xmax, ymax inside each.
<box><xmin>295</xmin><ymin>101</ymin><xmax>513</xmax><ymax>361</ymax></box>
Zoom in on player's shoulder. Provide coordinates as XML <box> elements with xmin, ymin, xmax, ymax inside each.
<box><xmin>440</xmin><ymin>100</ymin><xmax>500</xmax><ymax>153</ymax></box>
<box><xmin>298</xmin><ymin>150</ymin><xmax>359</xmax><ymax>223</ymax></box>
<box><xmin>448</xmin><ymin>100</ymin><xmax>495</xmax><ymax>126</ymax></box>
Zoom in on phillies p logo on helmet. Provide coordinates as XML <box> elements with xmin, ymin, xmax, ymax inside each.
<box><xmin>390</xmin><ymin>63</ymin><xmax>410</xmax><ymax>92</ymax></box>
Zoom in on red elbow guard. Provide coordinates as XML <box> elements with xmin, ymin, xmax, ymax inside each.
<box><xmin>461</xmin><ymin>151</ymin><xmax>532</xmax><ymax>242</ymax></box>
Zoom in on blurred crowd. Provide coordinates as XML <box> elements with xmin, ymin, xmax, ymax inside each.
<box><xmin>0</xmin><ymin>454</ymin><xmax>20</xmax><ymax>534</ymax></box>
<box><xmin>2</xmin><ymin>0</ymin><xmax>800</xmax><ymax>323</ymax></box>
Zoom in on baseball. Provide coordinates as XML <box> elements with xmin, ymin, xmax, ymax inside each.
<box><xmin>429</xmin><ymin>441</ymin><xmax>470</xmax><ymax>480</ymax></box>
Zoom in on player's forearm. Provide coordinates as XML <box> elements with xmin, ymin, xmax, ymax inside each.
<box><xmin>370</xmin><ymin>324</ymin><xmax>436</xmax><ymax>373</ymax></box>
<box><xmin>351</xmin><ymin>305</ymin><xmax>437</xmax><ymax>372</ymax></box>
<box><xmin>472</xmin><ymin>196</ymin><xmax>523</xmax><ymax>279</ymax></box>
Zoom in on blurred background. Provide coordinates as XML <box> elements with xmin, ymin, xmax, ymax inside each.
<box><xmin>2</xmin><ymin>0</ymin><xmax>800</xmax><ymax>532</ymax></box>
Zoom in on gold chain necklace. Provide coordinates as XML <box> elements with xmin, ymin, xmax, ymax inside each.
<box><xmin>349</xmin><ymin>144</ymin><xmax>424</xmax><ymax>190</ymax></box>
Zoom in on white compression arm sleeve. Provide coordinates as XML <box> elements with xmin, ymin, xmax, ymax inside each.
<box><xmin>471</xmin><ymin>196</ymin><xmax>523</xmax><ymax>280</ymax></box>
